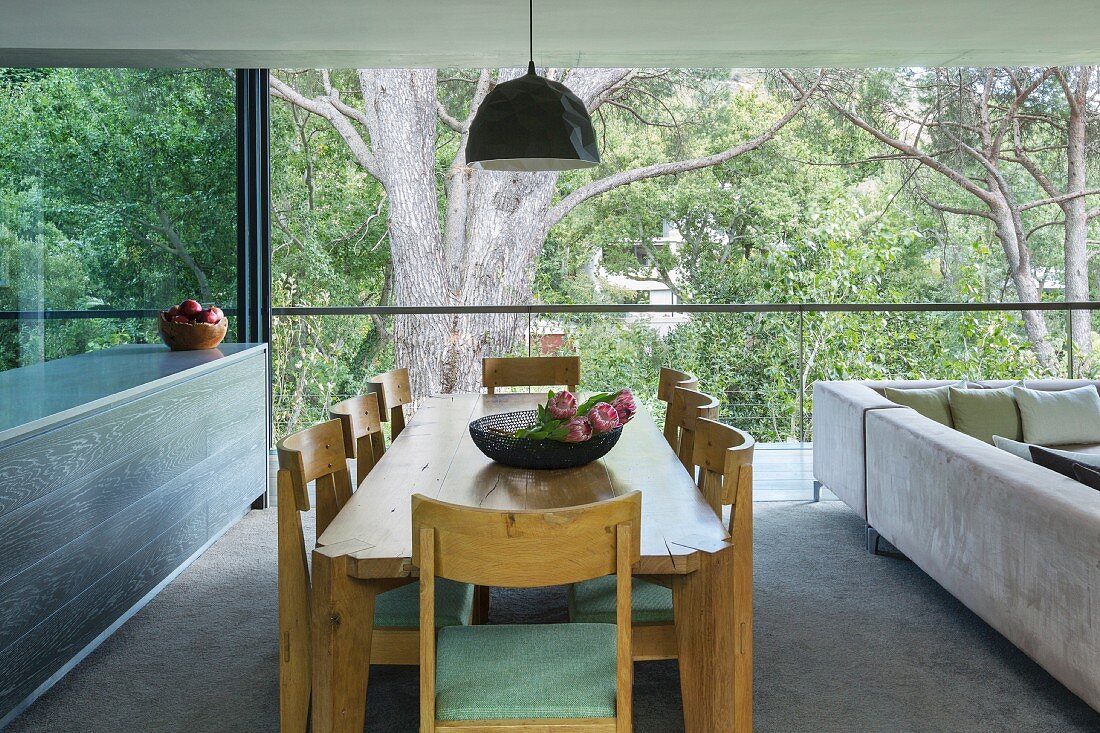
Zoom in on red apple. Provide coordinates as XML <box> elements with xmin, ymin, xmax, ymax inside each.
<box><xmin>166</xmin><ymin>305</ymin><xmax>180</xmax><ymax>319</ymax></box>
<box><xmin>208</xmin><ymin>306</ymin><xmax>224</xmax><ymax>323</ymax></box>
<box><xmin>198</xmin><ymin>308</ymin><xmax>221</xmax><ymax>325</ymax></box>
<box><xmin>179</xmin><ymin>299</ymin><xmax>203</xmax><ymax>317</ymax></box>
<box><xmin>171</xmin><ymin>315</ymin><xmax>192</xmax><ymax>325</ymax></box>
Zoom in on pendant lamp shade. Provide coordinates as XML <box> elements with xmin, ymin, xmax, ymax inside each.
<box><xmin>466</xmin><ymin>63</ymin><xmax>600</xmax><ymax>172</ymax></box>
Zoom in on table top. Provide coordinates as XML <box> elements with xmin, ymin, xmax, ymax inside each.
<box><xmin>317</xmin><ymin>392</ymin><xmax>731</xmax><ymax>577</ymax></box>
<box><xmin>0</xmin><ymin>342</ymin><xmax>266</xmax><ymax>446</ymax></box>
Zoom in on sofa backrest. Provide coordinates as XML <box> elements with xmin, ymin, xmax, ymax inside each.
<box><xmin>858</xmin><ymin>378</ymin><xmax>1100</xmax><ymax>397</ymax></box>
<box><xmin>811</xmin><ymin>378</ymin><xmax>1100</xmax><ymax>521</ymax></box>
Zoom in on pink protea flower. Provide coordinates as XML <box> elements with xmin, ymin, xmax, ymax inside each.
<box><xmin>611</xmin><ymin>389</ymin><xmax>637</xmax><ymax>425</ymax></box>
<box><xmin>587</xmin><ymin>402</ymin><xmax>620</xmax><ymax>433</ymax></box>
<box><xmin>546</xmin><ymin>390</ymin><xmax>578</xmax><ymax>420</ymax></box>
<box><xmin>561</xmin><ymin>416</ymin><xmax>593</xmax><ymax>443</ymax></box>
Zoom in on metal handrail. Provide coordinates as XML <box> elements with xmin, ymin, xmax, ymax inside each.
<box><xmin>0</xmin><ymin>308</ymin><xmax>238</xmax><ymax>320</ymax></box>
<box><xmin>3</xmin><ymin>301</ymin><xmax>1098</xmax><ymax>320</ymax></box>
<box><xmin>7</xmin><ymin>300</ymin><xmax>1094</xmax><ymax>443</ymax></box>
<box><xmin>269</xmin><ymin>301</ymin><xmax>1100</xmax><ymax>316</ymax></box>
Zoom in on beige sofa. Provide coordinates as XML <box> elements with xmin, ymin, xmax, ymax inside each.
<box><xmin>812</xmin><ymin>379</ymin><xmax>1100</xmax><ymax>712</ymax></box>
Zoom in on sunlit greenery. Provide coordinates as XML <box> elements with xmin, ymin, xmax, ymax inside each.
<box><xmin>2</xmin><ymin>67</ymin><xmax>1096</xmax><ymax>441</ymax></box>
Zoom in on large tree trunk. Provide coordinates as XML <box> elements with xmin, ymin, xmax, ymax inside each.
<box><xmin>271</xmin><ymin>67</ymin><xmax>817</xmax><ymax>401</ymax></box>
<box><xmin>372</xmin><ymin>68</ymin><xmax>562</xmax><ymax>398</ymax></box>
<box><xmin>990</xmin><ymin>199</ymin><xmax>1056</xmax><ymax>370</ymax></box>
<box><xmin>1063</xmin><ymin>67</ymin><xmax>1092</xmax><ymax>361</ymax></box>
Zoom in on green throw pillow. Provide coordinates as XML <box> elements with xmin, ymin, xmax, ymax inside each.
<box><xmin>884</xmin><ymin>384</ymin><xmax>958</xmax><ymax>427</ymax></box>
<box><xmin>1012</xmin><ymin>385</ymin><xmax>1100</xmax><ymax>445</ymax></box>
<box><xmin>948</xmin><ymin>385</ymin><xmax>1022</xmax><ymax>444</ymax></box>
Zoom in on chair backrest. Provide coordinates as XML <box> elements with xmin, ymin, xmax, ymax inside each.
<box><xmin>657</xmin><ymin>367</ymin><xmax>699</xmax><ymax>447</ymax></box>
<box><xmin>413</xmin><ymin>492</ymin><xmax>640</xmax><ymax>728</ymax></box>
<box><xmin>667</xmin><ymin>386</ymin><xmax>720</xmax><ymax>472</ymax></box>
<box><xmin>481</xmin><ymin>355</ymin><xmax>580</xmax><ymax>395</ymax></box>
<box><xmin>368</xmin><ymin>368</ymin><xmax>412</xmax><ymax>439</ymax></box>
<box><xmin>691</xmin><ymin>417</ymin><xmax>755</xmax><ymax>534</ymax></box>
<box><xmin>276</xmin><ymin>418</ymin><xmax>354</xmax><ymax>535</ymax></box>
<box><xmin>329</xmin><ymin>392</ymin><xmax>387</xmax><ymax>487</ymax></box>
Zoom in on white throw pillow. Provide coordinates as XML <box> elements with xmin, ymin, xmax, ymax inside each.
<box><xmin>992</xmin><ymin>434</ymin><xmax>1100</xmax><ymax>469</ymax></box>
<box><xmin>992</xmin><ymin>435</ymin><xmax>1033</xmax><ymax>461</ymax></box>
<box><xmin>1012</xmin><ymin>385</ymin><xmax>1100</xmax><ymax>445</ymax></box>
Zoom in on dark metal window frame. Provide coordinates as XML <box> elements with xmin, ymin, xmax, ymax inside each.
<box><xmin>235</xmin><ymin>69</ymin><xmax>272</xmax><ymax>508</ymax></box>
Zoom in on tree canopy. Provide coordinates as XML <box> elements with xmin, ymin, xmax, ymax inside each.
<box><xmin>1</xmin><ymin>65</ymin><xmax>1097</xmax><ymax>441</ymax></box>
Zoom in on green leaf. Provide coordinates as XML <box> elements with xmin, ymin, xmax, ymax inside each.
<box><xmin>575</xmin><ymin>392</ymin><xmax>616</xmax><ymax>415</ymax></box>
<box><xmin>548</xmin><ymin>426</ymin><xmax>570</xmax><ymax>440</ymax></box>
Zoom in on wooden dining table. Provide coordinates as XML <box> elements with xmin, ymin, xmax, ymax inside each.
<box><xmin>310</xmin><ymin>392</ymin><xmax>751</xmax><ymax>733</ymax></box>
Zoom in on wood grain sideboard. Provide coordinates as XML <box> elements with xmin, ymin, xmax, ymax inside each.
<box><xmin>0</xmin><ymin>343</ymin><xmax>268</xmax><ymax>725</ymax></box>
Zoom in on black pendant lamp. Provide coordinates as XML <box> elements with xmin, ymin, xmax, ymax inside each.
<box><xmin>465</xmin><ymin>0</ymin><xmax>600</xmax><ymax>171</ymax></box>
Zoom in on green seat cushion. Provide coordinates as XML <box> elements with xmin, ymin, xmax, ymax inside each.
<box><xmin>373</xmin><ymin>578</ymin><xmax>474</xmax><ymax>628</ymax></box>
<box><xmin>948</xmin><ymin>384</ymin><xmax>1021</xmax><ymax>444</ymax></box>
<box><xmin>435</xmin><ymin>623</ymin><xmax>617</xmax><ymax>721</ymax></box>
<box><xmin>884</xmin><ymin>384</ymin><xmax>958</xmax><ymax>427</ymax></box>
<box><xmin>568</xmin><ymin>576</ymin><xmax>673</xmax><ymax>624</ymax></box>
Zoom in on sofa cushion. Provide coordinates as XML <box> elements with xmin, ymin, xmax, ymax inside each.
<box><xmin>1070</xmin><ymin>463</ymin><xmax>1100</xmax><ymax>492</ymax></box>
<box><xmin>884</xmin><ymin>384</ymin><xmax>957</xmax><ymax>427</ymax></box>
<box><xmin>1029</xmin><ymin>445</ymin><xmax>1100</xmax><ymax>478</ymax></box>
<box><xmin>1013</xmin><ymin>385</ymin><xmax>1100</xmax><ymax>445</ymax></box>
<box><xmin>948</xmin><ymin>385</ymin><xmax>1021</xmax><ymax>444</ymax></box>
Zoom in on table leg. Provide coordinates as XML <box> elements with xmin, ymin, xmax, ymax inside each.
<box><xmin>473</xmin><ymin>584</ymin><xmax>492</xmax><ymax>624</ymax></box>
<box><xmin>672</xmin><ymin>543</ymin><xmax>750</xmax><ymax>732</ymax></box>
<box><xmin>311</xmin><ymin>544</ymin><xmax>379</xmax><ymax>733</ymax></box>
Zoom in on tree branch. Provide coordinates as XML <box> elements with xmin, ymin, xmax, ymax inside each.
<box><xmin>269</xmin><ymin>73</ymin><xmax>380</xmax><ymax>178</ymax></box>
<box><xmin>435</xmin><ymin>100</ymin><xmax>464</xmax><ymax>133</ymax></box>
<box><xmin>1020</xmin><ymin>188</ymin><xmax>1100</xmax><ymax>211</ymax></box>
<box><xmin>546</xmin><ymin>71</ymin><xmax>824</xmax><ymax>228</ymax></box>
<box><xmin>823</xmin><ymin>82</ymin><xmax>996</xmax><ymax>205</ymax></box>
<box><xmin>912</xmin><ymin>188</ymin><xmax>995</xmax><ymax>220</ymax></box>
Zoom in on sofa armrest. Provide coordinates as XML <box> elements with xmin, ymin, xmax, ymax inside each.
<box><xmin>811</xmin><ymin>381</ymin><xmax>904</xmax><ymax>519</ymax></box>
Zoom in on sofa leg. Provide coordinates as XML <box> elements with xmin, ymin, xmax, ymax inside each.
<box><xmin>866</xmin><ymin>525</ymin><xmax>882</xmax><ymax>555</ymax></box>
<box><xmin>812</xmin><ymin>480</ymin><xmax>823</xmax><ymax>503</ymax></box>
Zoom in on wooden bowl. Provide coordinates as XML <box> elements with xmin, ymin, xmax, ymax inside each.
<box><xmin>158</xmin><ymin>312</ymin><xmax>228</xmax><ymax>351</ymax></box>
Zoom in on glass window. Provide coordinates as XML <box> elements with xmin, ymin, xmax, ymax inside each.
<box><xmin>0</xmin><ymin>68</ymin><xmax>237</xmax><ymax>372</ymax></box>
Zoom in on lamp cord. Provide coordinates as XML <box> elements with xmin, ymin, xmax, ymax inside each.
<box><xmin>527</xmin><ymin>0</ymin><xmax>535</xmax><ymax>74</ymax></box>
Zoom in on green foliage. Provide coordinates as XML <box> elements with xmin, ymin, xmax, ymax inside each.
<box><xmin>0</xmin><ymin>68</ymin><xmax>236</xmax><ymax>371</ymax></box>
<box><xmin>3</xmin><ymin>66</ymin><xmax>1094</xmax><ymax>445</ymax></box>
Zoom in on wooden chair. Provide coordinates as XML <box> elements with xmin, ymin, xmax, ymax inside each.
<box><xmin>414</xmin><ymin>492</ymin><xmax>640</xmax><ymax>733</ymax></box>
<box><xmin>368</xmin><ymin>367</ymin><xmax>413</xmax><ymax>440</ymax></box>
<box><xmin>667</xmin><ymin>386</ymin><xmax>720</xmax><ymax>473</ymax></box>
<box><xmin>657</xmin><ymin>367</ymin><xmax>699</xmax><ymax>449</ymax></box>
<box><xmin>276</xmin><ymin>420</ymin><xmax>476</xmax><ymax>733</ymax></box>
<box><xmin>328</xmin><ymin>392</ymin><xmax>494</xmax><ymax>622</ymax></box>
<box><xmin>482</xmin><ymin>355</ymin><xmax>580</xmax><ymax>395</ymax></box>
<box><xmin>569</xmin><ymin>417</ymin><xmax>754</xmax><ymax>662</ymax></box>
<box><xmin>329</xmin><ymin>391</ymin><xmax>387</xmax><ymax>488</ymax></box>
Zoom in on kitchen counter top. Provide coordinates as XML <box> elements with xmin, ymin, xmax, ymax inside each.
<box><xmin>0</xmin><ymin>343</ymin><xmax>266</xmax><ymax>445</ymax></box>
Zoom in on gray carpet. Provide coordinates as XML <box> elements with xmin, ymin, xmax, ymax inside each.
<box><xmin>7</xmin><ymin>501</ymin><xmax>1099</xmax><ymax>733</ymax></box>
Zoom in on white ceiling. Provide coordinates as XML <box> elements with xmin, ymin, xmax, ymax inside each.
<box><xmin>2</xmin><ymin>0</ymin><xmax>1098</xmax><ymax>69</ymax></box>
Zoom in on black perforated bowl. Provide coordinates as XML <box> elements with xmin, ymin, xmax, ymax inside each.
<box><xmin>469</xmin><ymin>410</ymin><xmax>622</xmax><ymax>469</ymax></box>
